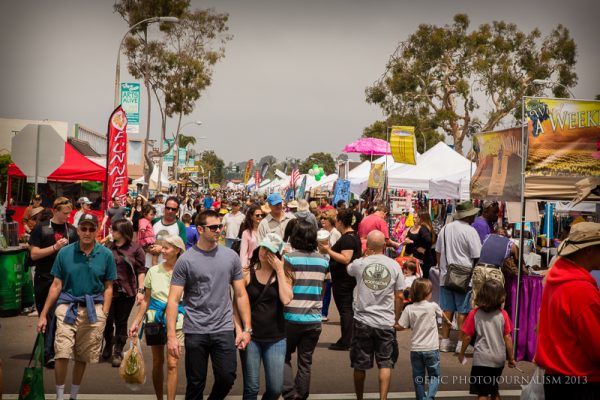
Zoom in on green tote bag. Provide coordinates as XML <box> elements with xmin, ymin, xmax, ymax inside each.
<box><xmin>18</xmin><ymin>332</ymin><xmax>45</xmax><ymax>400</ymax></box>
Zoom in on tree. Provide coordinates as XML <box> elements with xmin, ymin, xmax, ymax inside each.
<box><xmin>196</xmin><ymin>150</ymin><xmax>225</xmax><ymax>184</ymax></box>
<box><xmin>300</xmin><ymin>152</ymin><xmax>335</xmax><ymax>175</ymax></box>
<box><xmin>115</xmin><ymin>0</ymin><xmax>232</xmax><ymax>193</ymax></box>
<box><xmin>366</xmin><ymin>14</ymin><xmax>577</xmax><ymax>154</ymax></box>
<box><xmin>177</xmin><ymin>133</ymin><xmax>196</xmax><ymax>149</ymax></box>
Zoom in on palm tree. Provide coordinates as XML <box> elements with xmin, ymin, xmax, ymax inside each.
<box><xmin>178</xmin><ymin>134</ymin><xmax>197</xmax><ymax>149</ymax></box>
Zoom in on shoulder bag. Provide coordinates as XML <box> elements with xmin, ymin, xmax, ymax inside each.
<box><xmin>442</xmin><ymin>228</ymin><xmax>473</xmax><ymax>294</ymax></box>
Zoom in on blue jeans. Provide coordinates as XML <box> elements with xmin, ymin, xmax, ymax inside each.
<box><xmin>410</xmin><ymin>350</ymin><xmax>441</xmax><ymax>400</ymax></box>
<box><xmin>225</xmin><ymin>238</ymin><xmax>238</xmax><ymax>248</ymax></box>
<box><xmin>241</xmin><ymin>338</ymin><xmax>287</xmax><ymax>400</ymax></box>
<box><xmin>184</xmin><ymin>331</ymin><xmax>237</xmax><ymax>400</ymax></box>
<box><xmin>321</xmin><ymin>281</ymin><xmax>331</xmax><ymax>317</ymax></box>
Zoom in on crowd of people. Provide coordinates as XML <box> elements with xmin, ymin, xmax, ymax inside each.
<box><xmin>5</xmin><ymin>188</ymin><xmax>598</xmax><ymax>400</ymax></box>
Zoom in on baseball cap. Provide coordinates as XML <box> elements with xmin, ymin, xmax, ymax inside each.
<box><xmin>78</xmin><ymin>213</ymin><xmax>98</xmax><ymax>227</ymax></box>
<box><xmin>259</xmin><ymin>233</ymin><xmax>284</xmax><ymax>254</ymax></box>
<box><xmin>267</xmin><ymin>193</ymin><xmax>283</xmax><ymax>206</ymax></box>
<box><xmin>78</xmin><ymin>197</ymin><xmax>93</xmax><ymax>205</ymax></box>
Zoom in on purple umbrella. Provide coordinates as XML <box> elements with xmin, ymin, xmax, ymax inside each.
<box><xmin>342</xmin><ymin>137</ymin><xmax>391</xmax><ymax>156</ymax></box>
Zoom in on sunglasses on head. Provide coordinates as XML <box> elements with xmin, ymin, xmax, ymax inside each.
<box><xmin>79</xmin><ymin>226</ymin><xmax>97</xmax><ymax>233</ymax></box>
<box><xmin>165</xmin><ymin>206</ymin><xmax>178</xmax><ymax>212</ymax></box>
<box><xmin>203</xmin><ymin>224</ymin><xmax>223</xmax><ymax>232</ymax></box>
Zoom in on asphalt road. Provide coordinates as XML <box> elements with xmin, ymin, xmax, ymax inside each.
<box><xmin>0</xmin><ymin>305</ymin><xmax>534</xmax><ymax>399</ymax></box>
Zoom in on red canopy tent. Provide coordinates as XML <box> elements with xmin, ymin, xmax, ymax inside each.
<box><xmin>8</xmin><ymin>141</ymin><xmax>106</xmax><ymax>182</ymax></box>
<box><xmin>7</xmin><ymin>142</ymin><xmax>106</xmax><ymax>235</ymax></box>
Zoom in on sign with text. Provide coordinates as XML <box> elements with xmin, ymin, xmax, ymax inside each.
<box><xmin>106</xmin><ymin>106</ymin><xmax>128</xmax><ymax>206</ymax></box>
<box><xmin>390</xmin><ymin>126</ymin><xmax>417</xmax><ymax>165</ymax></box>
<box><xmin>120</xmin><ymin>83</ymin><xmax>140</xmax><ymax>134</ymax></box>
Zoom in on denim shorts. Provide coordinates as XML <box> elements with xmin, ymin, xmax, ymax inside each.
<box><xmin>439</xmin><ymin>286</ymin><xmax>472</xmax><ymax>314</ymax></box>
<box><xmin>350</xmin><ymin>320</ymin><xmax>398</xmax><ymax>370</ymax></box>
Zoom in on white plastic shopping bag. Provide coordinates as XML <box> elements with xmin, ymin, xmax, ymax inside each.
<box><xmin>521</xmin><ymin>366</ymin><xmax>545</xmax><ymax>400</ymax></box>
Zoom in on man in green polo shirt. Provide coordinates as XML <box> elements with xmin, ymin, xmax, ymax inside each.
<box><xmin>38</xmin><ymin>213</ymin><xmax>116</xmax><ymax>400</ymax></box>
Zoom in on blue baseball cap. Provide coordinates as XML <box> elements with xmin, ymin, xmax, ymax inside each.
<box><xmin>267</xmin><ymin>193</ymin><xmax>283</xmax><ymax>205</ymax></box>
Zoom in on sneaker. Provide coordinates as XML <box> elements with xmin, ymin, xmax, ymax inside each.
<box><xmin>111</xmin><ymin>353</ymin><xmax>123</xmax><ymax>367</ymax></box>
<box><xmin>328</xmin><ymin>343</ymin><xmax>350</xmax><ymax>351</ymax></box>
<box><xmin>321</xmin><ymin>316</ymin><xmax>329</xmax><ymax>322</ymax></box>
<box><xmin>465</xmin><ymin>345</ymin><xmax>475</xmax><ymax>355</ymax></box>
<box><xmin>44</xmin><ymin>357</ymin><xmax>55</xmax><ymax>369</ymax></box>
<box><xmin>101</xmin><ymin>344</ymin><xmax>112</xmax><ymax>361</ymax></box>
<box><xmin>440</xmin><ymin>338</ymin><xmax>453</xmax><ymax>353</ymax></box>
<box><xmin>27</xmin><ymin>309</ymin><xmax>39</xmax><ymax>317</ymax></box>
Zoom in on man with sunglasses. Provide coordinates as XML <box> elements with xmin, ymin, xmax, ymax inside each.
<box><xmin>29</xmin><ymin>197</ymin><xmax>78</xmax><ymax>368</ymax></box>
<box><xmin>257</xmin><ymin>193</ymin><xmax>296</xmax><ymax>242</ymax></box>
<box><xmin>166</xmin><ymin>209</ymin><xmax>252</xmax><ymax>400</ymax></box>
<box><xmin>147</xmin><ymin>196</ymin><xmax>187</xmax><ymax>266</ymax></box>
<box><xmin>37</xmin><ymin>213</ymin><xmax>116</xmax><ymax>400</ymax></box>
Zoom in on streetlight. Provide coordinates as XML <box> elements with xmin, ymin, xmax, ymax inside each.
<box><xmin>532</xmin><ymin>79</ymin><xmax>575</xmax><ymax>98</ymax></box>
<box><xmin>114</xmin><ymin>16</ymin><xmax>179</xmax><ymax>108</ymax></box>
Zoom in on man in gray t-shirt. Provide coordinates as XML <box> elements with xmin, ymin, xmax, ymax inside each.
<box><xmin>166</xmin><ymin>210</ymin><xmax>252</xmax><ymax>400</ymax></box>
<box><xmin>346</xmin><ymin>231</ymin><xmax>405</xmax><ymax>400</ymax></box>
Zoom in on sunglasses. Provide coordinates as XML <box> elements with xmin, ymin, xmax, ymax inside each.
<box><xmin>254</xmin><ymin>214</ymin><xmax>265</xmax><ymax>218</ymax></box>
<box><xmin>165</xmin><ymin>206</ymin><xmax>178</xmax><ymax>212</ymax></box>
<box><xmin>203</xmin><ymin>224</ymin><xmax>223</xmax><ymax>232</ymax></box>
<box><xmin>79</xmin><ymin>227</ymin><xmax>97</xmax><ymax>233</ymax></box>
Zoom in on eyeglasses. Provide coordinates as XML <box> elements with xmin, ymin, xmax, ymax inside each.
<box><xmin>203</xmin><ymin>224</ymin><xmax>223</xmax><ymax>232</ymax></box>
<box><xmin>79</xmin><ymin>227</ymin><xmax>97</xmax><ymax>233</ymax></box>
<box><xmin>165</xmin><ymin>206</ymin><xmax>178</xmax><ymax>212</ymax></box>
<box><xmin>255</xmin><ymin>214</ymin><xmax>265</xmax><ymax>218</ymax></box>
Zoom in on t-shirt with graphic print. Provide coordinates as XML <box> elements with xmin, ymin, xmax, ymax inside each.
<box><xmin>348</xmin><ymin>254</ymin><xmax>405</xmax><ymax>329</ymax></box>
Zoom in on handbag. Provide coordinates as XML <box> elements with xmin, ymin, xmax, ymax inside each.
<box><xmin>144</xmin><ymin>320</ymin><xmax>167</xmax><ymax>346</ymax></box>
<box><xmin>442</xmin><ymin>229</ymin><xmax>473</xmax><ymax>294</ymax></box>
<box><xmin>18</xmin><ymin>333</ymin><xmax>45</xmax><ymax>400</ymax></box>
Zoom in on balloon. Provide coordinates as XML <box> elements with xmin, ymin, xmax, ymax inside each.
<box><xmin>315</xmin><ymin>174</ymin><xmax>322</xmax><ymax>181</ymax></box>
<box><xmin>308</xmin><ymin>169</ymin><xmax>316</xmax><ymax>176</ymax></box>
<box><xmin>312</xmin><ymin>164</ymin><xmax>319</xmax><ymax>170</ymax></box>
<box><xmin>318</xmin><ymin>167</ymin><xmax>324</xmax><ymax>175</ymax></box>
<box><xmin>313</xmin><ymin>168</ymin><xmax>320</xmax><ymax>176</ymax></box>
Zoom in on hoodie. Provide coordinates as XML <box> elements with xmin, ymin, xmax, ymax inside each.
<box><xmin>535</xmin><ymin>257</ymin><xmax>600</xmax><ymax>381</ymax></box>
<box><xmin>294</xmin><ymin>210</ymin><xmax>319</xmax><ymax>230</ymax></box>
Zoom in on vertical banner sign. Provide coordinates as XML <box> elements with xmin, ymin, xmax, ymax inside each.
<box><xmin>178</xmin><ymin>148</ymin><xmax>187</xmax><ymax>165</ymax></box>
<box><xmin>390</xmin><ymin>126</ymin><xmax>417</xmax><ymax>165</ymax></box>
<box><xmin>106</xmin><ymin>106</ymin><xmax>129</xmax><ymax>207</ymax></box>
<box><xmin>163</xmin><ymin>139</ymin><xmax>175</xmax><ymax>166</ymax></box>
<box><xmin>333</xmin><ymin>179</ymin><xmax>350</xmax><ymax>206</ymax></box>
<box><xmin>243</xmin><ymin>159</ymin><xmax>254</xmax><ymax>185</ymax></box>
<box><xmin>120</xmin><ymin>83</ymin><xmax>140</xmax><ymax>134</ymax></box>
<box><xmin>525</xmin><ymin>98</ymin><xmax>600</xmax><ymax>198</ymax></box>
<box><xmin>470</xmin><ymin>127</ymin><xmax>523</xmax><ymax>201</ymax></box>
<box><xmin>297</xmin><ymin>175</ymin><xmax>307</xmax><ymax>199</ymax></box>
<box><xmin>368</xmin><ymin>164</ymin><xmax>384</xmax><ymax>189</ymax></box>
<box><xmin>254</xmin><ymin>170</ymin><xmax>261</xmax><ymax>189</ymax></box>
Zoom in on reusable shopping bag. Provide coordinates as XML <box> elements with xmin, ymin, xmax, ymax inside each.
<box><xmin>18</xmin><ymin>333</ymin><xmax>45</xmax><ymax>400</ymax></box>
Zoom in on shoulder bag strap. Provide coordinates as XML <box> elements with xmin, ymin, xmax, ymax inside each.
<box><xmin>443</xmin><ymin>227</ymin><xmax>449</xmax><ymax>267</ymax></box>
<box><xmin>251</xmin><ymin>269</ymin><xmax>277</xmax><ymax>310</ymax></box>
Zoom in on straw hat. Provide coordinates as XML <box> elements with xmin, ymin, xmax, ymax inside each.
<box><xmin>29</xmin><ymin>207</ymin><xmax>45</xmax><ymax>219</ymax></box>
<box><xmin>557</xmin><ymin>222</ymin><xmax>600</xmax><ymax>256</ymax></box>
<box><xmin>162</xmin><ymin>235</ymin><xmax>186</xmax><ymax>253</ymax></box>
<box><xmin>261</xmin><ymin>204</ymin><xmax>271</xmax><ymax>214</ymax></box>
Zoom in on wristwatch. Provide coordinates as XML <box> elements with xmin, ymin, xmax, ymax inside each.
<box><xmin>243</xmin><ymin>328</ymin><xmax>253</xmax><ymax>335</ymax></box>
<box><xmin>136</xmin><ymin>288</ymin><xmax>146</xmax><ymax>294</ymax></box>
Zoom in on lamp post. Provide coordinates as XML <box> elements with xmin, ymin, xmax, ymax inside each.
<box><xmin>532</xmin><ymin>79</ymin><xmax>575</xmax><ymax>98</ymax></box>
<box><xmin>114</xmin><ymin>16</ymin><xmax>179</xmax><ymax>108</ymax></box>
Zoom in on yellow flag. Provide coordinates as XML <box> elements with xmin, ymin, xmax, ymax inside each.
<box><xmin>368</xmin><ymin>164</ymin><xmax>384</xmax><ymax>188</ymax></box>
<box><xmin>390</xmin><ymin>126</ymin><xmax>417</xmax><ymax>165</ymax></box>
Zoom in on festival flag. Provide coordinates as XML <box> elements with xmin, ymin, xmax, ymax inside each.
<box><xmin>290</xmin><ymin>167</ymin><xmax>300</xmax><ymax>189</ymax></box>
<box><xmin>260</xmin><ymin>162</ymin><xmax>269</xmax><ymax>179</ymax></box>
<box><xmin>390</xmin><ymin>126</ymin><xmax>417</xmax><ymax>165</ymax></box>
<box><xmin>297</xmin><ymin>175</ymin><xmax>307</xmax><ymax>199</ymax></box>
<box><xmin>243</xmin><ymin>159</ymin><xmax>254</xmax><ymax>185</ymax></box>
<box><xmin>254</xmin><ymin>170</ymin><xmax>261</xmax><ymax>189</ymax></box>
<box><xmin>368</xmin><ymin>164</ymin><xmax>384</xmax><ymax>188</ymax></box>
<box><xmin>105</xmin><ymin>106</ymin><xmax>128</xmax><ymax>207</ymax></box>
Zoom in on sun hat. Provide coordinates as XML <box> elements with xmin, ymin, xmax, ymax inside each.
<box><xmin>261</xmin><ymin>204</ymin><xmax>271</xmax><ymax>214</ymax></box>
<box><xmin>162</xmin><ymin>234</ymin><xmax>186</xmax><ymax>253</ymax></box>
<box><xmin>259</xmin><ymin>232</ymin><xmax>284</xmax><ymax>254</ymax></box>
<box><xmin>287</xmin><ymin>200</ymin><xmax>299</xmax><ymax>209</ymax></box>
<box><xmin>29</xmin><ymin>207</ymin><xmax>45</xmax><ymax>219</ymax></box>
<box><xmin>557</xmin><ymin>222</ymin><xmax>600</xmax><ymax>256</ymax></box>
<box><xmin>454</xmin><ymin>201</ymin><xmax>480</xmax><ymax>220</ymax></box>
<box><xmin>267</xmin><ymin>193</ymin><xmax>283</xmax><ymax>206</ymax></box>
<box><xmin>298</xmin><ymin>199</ymin><xmax>310</xmax><ymax>212</ymax></box>
<box><xmin>78</xmin><ymin>196</ymin><xmax>93</xmax><ymax>205</ymax></box>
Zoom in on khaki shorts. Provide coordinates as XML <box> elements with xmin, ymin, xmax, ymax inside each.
<box><xmin>471</xmin><ymin>265</ymin><xmax>505</xmax><ymax>307</ymax></box>
<box><xmin>54</xmin><ymin>303</ymin><xmax>107</xmax><ymax>363</ymax></box>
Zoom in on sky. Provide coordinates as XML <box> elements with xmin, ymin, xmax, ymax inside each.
<box><xmin>1</xmin><ymin>0</ymin><xmax>599</xmax><ymax>164</ymax></box>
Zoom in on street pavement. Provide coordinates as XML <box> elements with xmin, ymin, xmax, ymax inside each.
<box><xmin>0</xmin><ymin>305</ymin><xmax>534</xmax><ymax>399</ymax></box>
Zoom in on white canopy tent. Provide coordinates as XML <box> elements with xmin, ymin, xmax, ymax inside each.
<box><xmin>132</xmin><ymin>165</ymin><xmax>170</xmax><ymax>191</ymax></box>
<box><xmin>348</xmin><ymin>155</ymin><xmax>407</xmax><ymax>195</ymax></box>
<box><xmin>387</xmin><ymin>142</ymin><xmax>475</xmax><ymax>194</ymax></box>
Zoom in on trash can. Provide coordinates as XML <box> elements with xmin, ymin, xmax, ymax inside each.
<box><xmin>0</xmin><ymin>247</ymin><xmax>26</xmax><ymax>317</ymax></box>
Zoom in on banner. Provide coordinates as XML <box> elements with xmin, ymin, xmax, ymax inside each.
<box><xmin>297</xmin><ymin>175</ymin><xmax>307</xmax><ymax>199</ymax></box>
<box><xmin>368</xmin><ymin>163</ymin><xmax>384</xmax><ymax>189</ymax></box>
<box><xmin>254</xmin><ymin>170</ymin><xmax>261</xmax><ymax>189</ymax></box>
<box><xmin>470</xmin><ymin>127</ymin><xmax>523</xmax><ymax>201</ymax></box>
<box><xmin>163</xmin><ymin>139</ymin><xmax>174</xmax><ymax>166</ymax></box>
<box><xmin>526</xmin><ymin>98</ymin><xmax>600</xmax><ymax>177</ymax></box>
<box><xmin>105</xmin><ymin>106</ymin><xmax>128</xmax><ymax>206</ymax></box>
<box><xmin>178</xmin><ymin>147</ymin><xmax>187</xmax><ymax>164</ymax></box>
<box><xmin>332</xmin><ymin>179</ymin><xmax>350</xmax><ymax>206</ymax></box>
<box><xmin>243</xmin><ymin>159</ymin><xmax>254</xmax><ymax>185</ymax></box>
<box><xmin>390</xmin><ymin>126</ymin><xmax>417</xmax><ymax>165</ymax></box>
<box><xmin>120</xmin><ymin>83</ymin><xmax>140</xmax><ymax>134</ymax></box>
